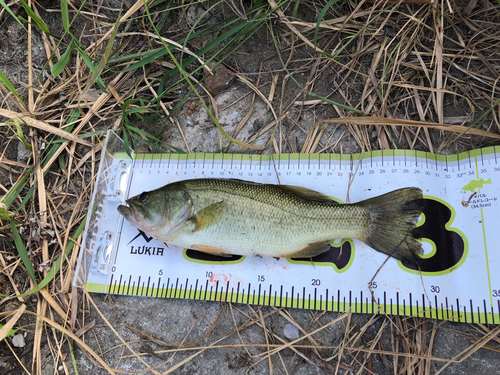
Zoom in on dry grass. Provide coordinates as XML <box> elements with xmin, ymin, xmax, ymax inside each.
<box><xmin>0</xmin><ymin>0</ymin><xmax>499</xmax><ymax>373</ymax></box>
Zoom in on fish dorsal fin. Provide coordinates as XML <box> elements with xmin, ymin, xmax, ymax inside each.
<box><xmin>190</xmin><ymin>200</ymin><xmax>224</xmax><ymax>232</ymax></box>
<box><xmin>281</xmin><ymin>185</ymin><xmax>338</xmax><ymax>204</ymax></box>
<box><xmin>288</xmin><ymin>240</ymin><xmax>332</xmax><ymax>258</ymax></box>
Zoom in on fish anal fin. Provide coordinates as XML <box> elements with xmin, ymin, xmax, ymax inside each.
<box><xmin>191</xmin><ymin>244</ymin><xmax>234</xmax><ymax>257</ymax></box>
<box><xmin>281</xmin><ymin>185</ymin><xmax>338</xmax><ymax>204</ymax></box>
<box><xmin>190</xmin><ymin>200</ymin><xmax>224</xmax><ymax>232</ymax></box>
<box><xmin>287</xmin><ymin>241</ymin><xmax>331</xmax><ymax>258</ymax></box>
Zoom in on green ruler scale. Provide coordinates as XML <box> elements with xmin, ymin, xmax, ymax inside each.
<box><xmin>74</xmin><ymin>131</ymin><xmax>500</xmax><ymax>324</ymax></box>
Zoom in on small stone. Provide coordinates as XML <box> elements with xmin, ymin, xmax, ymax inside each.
<box><xmin>12</xmin><ymin>334</ymin><xmax>25</xmax><ymax>348</ymax></box>
<box><xmin>206</xmin><ymin>65</ymin><xmax>236</xmax><ymax>95</ymax></box>
<box><xmin>81</xmin><ymin>89</ymin><xmax>101</xmax><ymax>102</ymax></box>
<box><xmin>17</xmin><ymin>140</ymin><xmax>31</xmax><ymax>163</ymax></box>
<box><xmin>4</xmin><ymin>302</ymin><xmax>18</xmax><ymax>312</ymax></box>
<box><xmin>283</xmin><ymin>323</ymin><xmax>299</xmax><ymax>340</ymax></box>
<box><xmin>186</xmin><ymin>4</ymin><xmax>206</xmax><ymax>26</ymax></box>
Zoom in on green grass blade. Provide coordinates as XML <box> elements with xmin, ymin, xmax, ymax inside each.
<box><xmin>121</xmin><ymin>123</ymin><xmax>133</xmax><ymax>159</ymax></box>
<box><xmin>75</xmin><ymin>44</ymin><xmax>107</xmax><ymax>92</ymax></box>
<box><xmin>179</xmin><ymin>0</ymin><xmax>225</xmax><ymax>67</ymax></box>
<box><xmin>314</xmin><ymin>0</ymin><xmax>341</xmax><ymax>47</ymax></box>
<box><xmin>155</xmin><ymin>21</ymin><xmax>250</xmax><ymax>86</ymax></box>
<box><xmin>0</xmin><ymin>206</ymin><xmax>14</xmax><ymax>220</ymax></box>
<box><xmin>121</xmin><ymin>93</ymin><xmax>184</xmax><ymax>154</ymax></box>
<box><xmin>58</xmin><ymin>153</ymin><xmax>67</xmax><ymax>173</ymax></box>
<box><xmin>121</xmin><ymin>48</ymin><xmax>170</xmax><ymax>72</ymax></box>
<box><xmin>125</xmin><ymin>122</ymin><xmax>184</xmax><ymax>152</ymax></box>
<box><xmin>10</xmin><ymin>219</ymin><xmax>37</xmax><ymax>284</ymax></box>
<box><xmin>19</xmin><ymin>0</ymin><xmax>53</xmax><ymax>36</ymax></box>
<box><xmin>442</xmin><ymin>95</ymin><xmax>500</xmax><ymax>148</ymax></box>
<box><xmin>121</xmin><ymin>2</ymin><xmax>266</xmax><ymax>73</ymax></box>
<box><xmin>9</xmin><ymin>119</ymin><xmax>33</xmax><ymax>151</ymax></box>
<box><xmin>41</xmin><ymin>108</ymin><xmax>80</xmax><ymax>168</ymax></box>
<box><xmin>305</xmin><ymin>91</ymin><xmax>365</xmax><ymax>114</ymax></box>
<box><xmin>0</xmin><ymin>69</ymin><xmax>25</xmax><ymax>108</ymax></box>
<box><xmin>123</xmin><ymin>107</ymin><xmax>154</xmax><ymax>116</ymax></box>
<box><xmin>157</xmin><ymin>23</ymin><xmax>263</xmax><ymax>121</ymax></box>
<box><xmin>51</xmin><ymin>39</ymin><xmax>74</xmax><ymax>79</ymax></box>
<box><xmin>0</xmin><ymin>325</ymin><xmax>19</xmax><ymax>339</ymax></box>
<box><xmin>291</xmin><ymin>0</ymin><xmax>300</xmax><ymax>21</ymax></box>
<box><xmin>332</xmin><ymin>1</ymin><xmax>403</xmax><ymax>59</ymax></box>
<box><xmin>66</xmin><ymin>336</ymin><xmax>79</xmax><ymax>375</ymax></box>
<box><xmin>60</xmin><ymin>0</ymin><xmax>69</xmax><ymax>32</ymax></box>
<box><xmin>0</xmin><ymin>109</ymin><xmax>81</xmax><ymax>215</ymax></box>
<box><xmin>128</xmin><ymin>131</ymin><xmax>185</xmax><ymax>154</ymax></box>
<box><xmin>268</xmin><ymin>20</ymin><xmax>364</xmax><ymax>115</ymax></box>
<box><xmin>108</xmin><ymin>48</ymin><xmax>166</xmax><ymax>65</ymax></box>
<box><xmin>0</xmin><ymin>0</ymin><xmax>30</xmax><ymax>35</ymax></box>
<box><xmin>116</xmin><ymin>22</ymin><xmax>220</xmax><ymax>69</ymax></box>
<box><xmin>83</xmin><ymin>8</ymin><xmax>121</xmax><ymax>93</ymax></box>
<box><xmin>143</xmin><ymin>4</ymin><xmax>264</xmax><ymax>150</ymax></box>
<box><xmin>155</xmin><ymin>18</ymin><xmax>264</xmax><ymax>105</ymax></box>
<box><xmin>14</xmin><ymin>186</ymin><xmax>34</xmax><ymax>216</ymax></box>
<box><xmin>0</xmin><ymin>167</ymin><xmax>33</xmax><ymax>211</ymax></box>
<box><xmin>3</xmin><ymin>217</ymin><xmax>86</xmax><ymax>299</ymax></box>
<box><xmin>154</xmin><ymin>0</ymin><xmax>172</xmax><ymax>31</ymax></box>
<box><xmin>149</xmin><ymin>0</ymin><xmax>171</xmax><ymax>6</ymax></box>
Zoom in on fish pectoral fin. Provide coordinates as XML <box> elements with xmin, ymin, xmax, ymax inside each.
<box><xmin>191</xmin><ymin>244</ymin><xmax>234</xmax><ymax>257</ymax></box>
<box><xmin>287</xmin><ymin>241</ymin><xmax>331</xmax><ymax>258</ymax></box>
<box><xmin>281</xmin><ymin>185</ymin><xmax>338</xmax><ymax>204</ymax></box>
<box><xmin>190</xmin><ymin>200</ymin><xmax>224</xmax><ymax>232</ymax></box>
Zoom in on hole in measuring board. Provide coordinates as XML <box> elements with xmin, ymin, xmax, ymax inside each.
<box><xmin>420</xmin><ymin>241</ymin><xmax>434</xmax><ymax>256</ymax></box>
<box><xmin>291</xmin><ymin>241</ymin><xmax>353</xmax><ymax>271</ymax></box>
<box><xmin>185</xmin><ymin>249</ymin><xmax>243</xmax><ymax>262</ymax></box>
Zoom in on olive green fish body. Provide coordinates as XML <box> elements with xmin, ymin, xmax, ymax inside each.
<box><xmin>118</xmin><ymin>179</ymin><xmax>423</xmax><ymax>263</ymax></box>
<box><xmin>164</xmin><ymin>179</ymin><xmax>370</xmax><ymax>257</ymax></box>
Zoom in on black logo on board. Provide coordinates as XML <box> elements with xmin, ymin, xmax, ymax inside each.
<box><xmin>127</xmin><ymin>230</ymin><xmax>155</xmax><ymax>244</ymax></box>
<box><xmin>127</xmin><ymin>230</ymin><xmax>165</xmax><ymax>256</ymax></box>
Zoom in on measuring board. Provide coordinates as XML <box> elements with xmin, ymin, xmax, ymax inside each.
<box><xmin>74</xmin><ymin>131</ymin><xmax>500</xmax><ymax>324</ymax></box>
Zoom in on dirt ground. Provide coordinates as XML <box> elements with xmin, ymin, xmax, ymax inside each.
<box><xmin>1</xmin><ymin>0</ymin><xmax>500</xmax><ymax>373</ymax></box>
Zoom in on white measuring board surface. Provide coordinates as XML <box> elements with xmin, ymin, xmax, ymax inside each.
<box><xmin>74</xmin><ymin>131</ymin><xmax>500</xmax><ymax>324</ymax></box>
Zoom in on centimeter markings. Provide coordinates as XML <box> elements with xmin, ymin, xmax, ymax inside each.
<box><xmin>106</xmin><ymin>273</ymin><xmax>500</xmax><ymax>324</ymax></box>
<box><xmin>129</xmin><ymin>148</ymin><xmax>500</xmax><ymax>175</ymax></box>
<box><xmin>115</xmin><ymin>148</ymin><xmax>500</xmax><ymax>324</ymax></box>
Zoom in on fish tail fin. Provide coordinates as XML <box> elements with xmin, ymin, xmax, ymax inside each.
<box><xmin>486</xmin><ymin>178</ymin><xmax>492</xmax><ymax>183</ymax></box>
<box><xmin>357</xmin><ymin>188</ymin><xmax>424</xmax><ymax>265</ymax></box>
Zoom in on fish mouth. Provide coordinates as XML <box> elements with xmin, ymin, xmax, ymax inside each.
<box><xmin>117</xmin><ymin>204</ymin><xmax>145</xmax><ymax>229</ymax></box>
<box><xmin>117</xmin><ymin>204</ymin><xmax>132</xmax><ymax>218</ymax></box>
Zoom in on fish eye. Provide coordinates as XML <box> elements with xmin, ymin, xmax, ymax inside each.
<box><xmin>138</xmin><ymin>192</ymin><xmax>148</xmax><ymax>202</ymax></box>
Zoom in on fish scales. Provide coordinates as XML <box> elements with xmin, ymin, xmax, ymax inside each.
<box><xmin>174</xmin><ymin>179</ymin><xmax>369</xmax><ymax>257</ymax></box>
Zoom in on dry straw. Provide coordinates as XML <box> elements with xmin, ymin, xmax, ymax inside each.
<box><xmin>0</xmin><ymin>0</ymin><xmax>499</xmax><ymax>373</ymax></box>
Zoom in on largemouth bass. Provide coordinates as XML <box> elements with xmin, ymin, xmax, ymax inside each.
<box><xmin>117</xmin><ymin>179</ymin><xmax>423</xmax><ymax>264</ymax></box>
